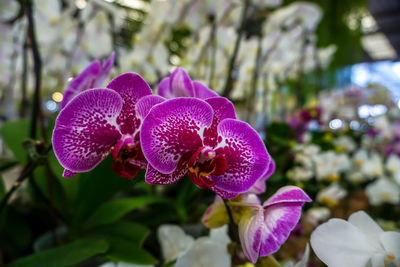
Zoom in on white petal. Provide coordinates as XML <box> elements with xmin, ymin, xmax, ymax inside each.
<box><xmin>380</xmin><ymin>231</ymin><xmax>400</xmax><ymax>266</ymax></box>
<box><xmin>175</xmin><ymin>238</ymin><xmax>230</xmax><ymax>267</ymax></box>
<box><xmin>157</xmin><ymin>225</ymin><xmax>194</xmax><ymax>262</ymax></box>
<box><xmin>310</xmin><ymin>218</ymin><xmax>379</xmax><ymax>267</ymax></box>
<box><xmin>348</xmin><ymin>211</ymin><xmax>384</xmax><ymax>251</ymax></box>
<box><xmin>209</xmin><ymin>225</ymin><xmax>231</xmax><ymax>248</ymax></box>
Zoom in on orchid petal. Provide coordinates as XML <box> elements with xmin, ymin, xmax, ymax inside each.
<box><xmin>211</xmin><ymin>119</ymin><xmax>270</xmax><ymax>193</ymax></box>
<box><xmin>63</xmin><ymin>169</ymin><xmax>77</xmax><ymax>178</ymax></box>
<box><xmin>175</xmin><ymin>237</ymin><xmax>230</xmax><ymax>267</ymax></box>
<box><xmin>210</xmin><ymin>186</ymin><xmax>239</xmax><ymax>199</ymax></box>
<box><xmin>53</xmin><ymin>89</ymin><xmax>122</xmax><ymax>172</ymax></box>
<box><xmin>94</xmin><ymin>51</ymin><xmax>115</xmax><ymax>88</ymax></box>
<box><xmin>248</xmin><ymin>159</ymin><xmax>276</xmax><ymax>194</ymax></box>
<box><xmin>193</xmin><ymin>81</ymin><xmax>219</xmax><ymax>99</ymax></box>
<box><xmin>136</xmin><ymin>95</ymin><xmax>165</xmax><ymax>120</ymax></box>
<box><xmin>145</xmin><ymin>162</ymin><xmax>187</xmax><ymax>185</ymax></box>
<box><xmin>157</xmin><ymin>77</ymin><xmax>172</xmax><ymax>98</ymax></box>
<box><xmin>157</xmin><ymin>225</ymin><xmax>194</xmax><ymax>262</ymax></box>
<box><xmin>169</xmin><ymin>68</ymin><xmax>194</xmax><ymax>97</ymax></box>
<box><xmin>106</xmin><ymin>73</ymin><xmax>152</xmax><ymax>135</ymax></box>
<box><xmin>61</xmin><ymin>52</ymin><xmax>115</xmax><ymax>109</ymax></box>
<box><xmin>203</xmin><ymin>97</ymin><xmax>236</xmax><ymax>147</ymax></box>
<box><xmin>380</xmin><ymin>231</ymin><xmax>400</xmax><ymax>265</ymax></box>
<box><xmin>239</xmin><ymin>207</ymin><xmax>264</xmax><ymax>263</ymax></box>
<box><xmin>259</xmin><ymin>202</ymin><xmax>305</xmax><ymax>257</ymax></box>
<box><xmin>61</xmin><ymin>61</ymin><xmax>101</xmax><ymax>109</ymax></box>
<box><xmin>263</xmin><ymin>186</ymin><xmax>312</xmax><ymax>206</ymax></box>
<box><xmin>141</xmin><ymin>98</ymin><xmax>213</xmax><ymax>174</ymax></box>
<box><xmin>348</xmin><ymin>211</ymin><xmax>384</xmax><ymax>251</ymax></box>
<box><xmin>310</xmin><ymin>218</ymin><xmax>379</xmax><ymax>267</ymax></box>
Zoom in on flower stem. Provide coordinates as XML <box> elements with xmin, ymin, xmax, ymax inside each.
<box><xmin>223</xmin><ymin>199</ymin><xmax>240</xmax><ymax>247</ymax></box>
<box><xmin>222</xmin><ymin>0</ymin><xmax>250</xmax><ymax>98</ymax></box>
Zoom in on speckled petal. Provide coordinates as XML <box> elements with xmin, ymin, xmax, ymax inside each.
<box><xmin>158</xmin><ymin>77</ymin><xmax>172</xmax><ymax>98</ymax></box>
<box><xmin>169</xmin><ymin>68</ymin><xmax>195</xmax><ymax>97</ymax></box>
<box><xmin>248</xmin><ymin>160</ymin><xmax>274</xmax><ymax>194</ymax></box>
<box><xmin>193</xmin><ymin>81</ymin><xmax>219</xmax><ymax>99</ymax></box>
<box><xmin>211</xmin><ymin>119</ymin><xmax>270</xmax><ymax>193</ymax></box>
<box><xmin>61</xmin><ymin>61</ymin><xmax>101</xmax><ymax>109</ymax></box>
<box><xmin>53</xmin><ymin>89</ymin><xmax>122</xmax><ymax>172</ymax></box>
<box><xmin>63</xmin><ymin>169</ymin><xmax>77</xmax><ymax>178</ymax></box>
<box><xmin>203</xmin><ymin>97</ymin><xmax>236</xmax><ymax>147</ymax></box>
<box><xmin>136</xmin><ymin>95</ymin><xmax>165</xmax><ymax>120</ymax></box>
<box><xmin>106</xmin><ymin>73</ymin><xmax>152</xmax><ymax>135</ymax></box>
<box><xmin>210</xmin><ymin>186</ymin><xmax>239</xmax><ymax>199</ymax></box>
<box><xmin>145</xmin><ymin>162</ymin><xmax>187</xmax><ymax>185</ymax></box>
<box><xmin>141</xmin><ymin>98</ymin><xmax>213</xmax><ymax>174</ymax></box>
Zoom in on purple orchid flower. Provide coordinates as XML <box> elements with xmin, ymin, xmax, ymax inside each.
<box><xmin>60</xmin><ymin>51</ymin><xmax>115</xmax><ymax>109</ymax></box>
<box><xmin>53</xmin><ymin>72</ymin><xmax>160</xmax><ymax>179</ymax></box>
<box><xmin>248</xmin><ymin>159</ymin><xmax>276</xmax><ymax>195</ymax></box>
<box><xmin>238</xmin><ymin>186</ymin><xmax>311</xmax><ymax>263</ymax></box>
<box><xmin>140</xmin><ymin>97</ymin><xmax>271</xmax><ymax>198</ymax></box>
<box><xmin>158</xmin><ymin>67</ymin><xmax>218</xmax><ymax>99</ymax></box>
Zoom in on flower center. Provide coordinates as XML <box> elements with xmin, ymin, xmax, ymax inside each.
<box><xmin>187</xmin><ymin>147</ymin><xmax>227</xmax><ymax>189</ymax></box>
<box><xmin>111</xmin><ymin>137</ymin><xmax>145</xmax><ymax>179</ymax></box>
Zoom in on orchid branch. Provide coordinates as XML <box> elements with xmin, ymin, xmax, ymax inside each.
<box><xmin>222</xmin><ymin>0</ymin><xmax>250</xmax><ymax>98</ymax></box>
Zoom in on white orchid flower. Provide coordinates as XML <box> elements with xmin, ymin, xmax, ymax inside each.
<box><xmin>366</xmin><ymin>177</ymin><xmax>400</xmax><ymax>206</ymax></box>
<box><xmin>311</xmin><ymin>211</ymin><xmax>400</xmax><ymax>267</ymax></box>
<box><xmin>316</xmin><ymin>183</ymin><xmax>347</xmax><ymax>207</ymax></box>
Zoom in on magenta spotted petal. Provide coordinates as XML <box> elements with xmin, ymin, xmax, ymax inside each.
<box><xmin>203</xmin><ymin>97</ymin><xmax>236</xmax><ymax>147</ymax></box>
<box><xmin>145</xmin><ymin>159</ymin><xmax>188</xmax><ymax>185</ymax></box>
<box><xmin>136</xmin><ymin>95</ymin><xmax>166</xmax><ymax>120</ymax></box>
<box><xmin>239</xmin><ymin>186</ymin><xmax>311</xmax><ymax>263</ymax></box>
<box><xmin>53</xmin><ymin>89</ymin><xmax>122</xmax><ymax>172</ymax></box>
<box><xmin>107</xmin><ymin>73</ymin><xmax>152</xmax><ymax>135</ymax></box>
<box><xmin>61</xmin><ymin>52</ymin><xmax>115</xmax><ymax>109</ymax></box>
<box><xmin>210</xmin><ymin>119</ymin><xmax>270</xmax><ymax>193</ymax></box>
<box><xmin>141</xmin><ymin>98</ymin><xmax>214</xmax><ymax>174</ymax></box>
<box><xmin>248</xmin><ymin>159</ymin><xmax>276</xmax><ymax>194</ymax></box>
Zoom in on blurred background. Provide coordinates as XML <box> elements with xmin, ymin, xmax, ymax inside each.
<box><xmin>0</xmin><ymin>0</ymin><xmax>399</xmax><ymax>266</ymax></box>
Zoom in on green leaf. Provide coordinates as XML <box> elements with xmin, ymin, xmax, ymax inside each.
<box><xmin>73</xmin><ymin>157</ymin><xmax>136</xmax><ymax>223</ymax></box>
<box><xmin>48</xmin><ymin>150</ymin><xmax>80</xmax><ymax>205</ymax></box>
<box><xmin>87</xmin><ymin>196</ymin><xmax>168</xmax><ymax>227</ymax></box>
<box><xmin>89</xmin><ymin>221</ymin><xmax>150</xmax><ymax>246</ymax></box>
<box><xmin>0</xmin><ymin>174</ymin><xmax>5</xmax><ymax>202</ymax></box>
<box><xmin>104</xmin><ymin>236</ymin><xmax>157</xmax><ymax>265</ymax></box>
<box><xmin>7</xmin><ymin>238</ymin><xmax>109</xmax><ymax>267</ymax></box>
<box><xmin>0</xmin><ymin>119</ymin><xmax>30</xmax><ymax>164</ymax></box>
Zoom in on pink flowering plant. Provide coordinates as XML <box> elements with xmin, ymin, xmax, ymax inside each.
<box><xmin>48</xmin><ymin>64</ymin><xmax>312</xmax><ymax>265</ymax></box>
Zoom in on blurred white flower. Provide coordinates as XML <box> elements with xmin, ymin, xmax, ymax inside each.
<box><xmin>314</xmin><ymin>151</ymin><xmax>350</xmax><ymax>181</ymax></box>
<box><xmin>306</xmin><ymin>207</ymin><xmax>331</xmax><ymax>226</ymax></box>
<box><xmin>157</xmin><ymin>225</ymin><xmax>230</xmax><ymax>267</ymax></box>
<box><xmin>311</xmin><ymin>211</ymin><xmax>400</xmax><ymax>267</ymax></box>
<box><xmin>365</xmin><ymin>177</ymin><xmax>400</xmax><ymax>206</ymax></box>
<box><xmin>317</xmin><ymin>44</ymin><xmax>337</xmax><ymax>69</ymax></box>
<box><xmin>287</xmin><ymin>166</ymin><xmax>313</xmax><ymax>182</ymax></box>
<box><xmin>386</xmin><ymin>154</ymin><xmax>400</xmax><ymax>175</ymax></box>
<box><xmin>334</xmin><ymin>136</ymin><xmax>356</xmax><ymax>152</ymax></box>
<box><xmin>157</xmin><ymin>225</ymin><xmax>194</xmax><ymax>262</ymax></box>
<box><xmin>353</xmin><ymin>150</ymin><xmax>384</xmax><ymax>179</ymax></box>
<box><xmin>175</xmin><ymin>226</ymin><xmax>231</xmax><ymax>267</ymax></box>
<box><xmin>316</xmin><ymin>183</ymin><xmax>347</xmax><ymax>207</ymax></box>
